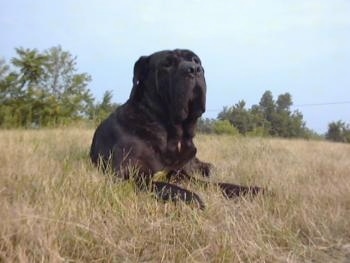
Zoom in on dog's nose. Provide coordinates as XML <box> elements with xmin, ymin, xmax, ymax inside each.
<box><xmin>188</xmin><ymin>65</ymin><xmax>202</xmax><ymax>74</ymax></box>
<box><xmin>183</xmin><ymin>62</ymin><xmax>202</xmax><ymax>75</ymax></box>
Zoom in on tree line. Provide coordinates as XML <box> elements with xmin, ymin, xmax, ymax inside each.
<box><xmin>198</xmin><ymin>91</ymin><xmax>315</xmax><ymax>138</ymax></box>
<box><xmin>1</xmin><ymin>46</ymin><xmax>349</xmax><ymax>143</ymax></box>
<box><xmin>0</xmin><ymin>46</ymin><xmax>117</xmax><ymax>128</ymax></box>
<box><xmin>198</xmin><ymin>91</ymin><xmax>350</xmax><ymax>143</ymax></box>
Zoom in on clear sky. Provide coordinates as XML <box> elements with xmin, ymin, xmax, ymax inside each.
<box><xmin>1</xmin><ymin>0</ymin><xmax>349</xmax><ymax>133</ymax></box>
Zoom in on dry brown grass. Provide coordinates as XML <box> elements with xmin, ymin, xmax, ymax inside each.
<box><xmin>0</xmin><ymin>129</ymin><xmax>349</xmax><ymax>262</ymax></box>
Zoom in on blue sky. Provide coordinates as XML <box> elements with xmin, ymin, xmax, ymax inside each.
<box><xmin>1</xmin><ymin>0</ymin><xmax>349</xmax><ymax>133</ymax></box>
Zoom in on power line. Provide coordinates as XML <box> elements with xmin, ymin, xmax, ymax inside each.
<box><xmin>205</xmin><ymin>100</ymin><xmax>350</xmax><ymax>113</ymax></box>
<box><xmin>293</xmin><ymin>101</ymin><xmax>350</xmax><ymax>107</ymax></box>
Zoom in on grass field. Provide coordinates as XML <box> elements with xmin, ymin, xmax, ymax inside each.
<box><xmin>0</xmin><ymin>128</ymin><xmax>349</xmax><ymax>262</ymax></box>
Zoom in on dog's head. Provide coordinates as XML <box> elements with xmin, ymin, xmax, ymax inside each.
<box><xmin>129</xmin><ymin>49</ymin><xmax>206</xmax><ymax>124</ymax></box>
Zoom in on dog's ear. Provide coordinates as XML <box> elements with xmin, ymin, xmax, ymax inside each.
<box><xmin>129</xmin><ymin>56</ymin><xmax>149</xmax><ymax>101</ymax></box>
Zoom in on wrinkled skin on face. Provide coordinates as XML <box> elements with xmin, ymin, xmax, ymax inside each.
<box><xmin>128</xmin><ymin>49</ymin><xmax>207</xmax><ymax>170</ymax></box>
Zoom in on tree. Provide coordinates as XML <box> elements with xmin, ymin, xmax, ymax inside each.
<box><xmin>276</xmin><ymin>93</ymin><xmax>292</xmax><ymax>113</ymax></box>
<box><xmin>288</xmin><ymin>110</ymin><xmax>306</xmax><ymax>138</ymax></box>
<box><xmin>229</xmin><ymin>100</ymin><xmax>252</xmax><ymax>134</ymax></box>
<box><xmin>217</xmin><ymin>106</ymin><xmax>232</xmax><ymax>121</ymax></box>
<box><xmin>197</xmin><ymin>118</ymin><xmax>215</xmax><ymax>134</ymax></box>
<box><xmin>0</xmin><ymin>46</ymin><xmax>94</xmax><ymax>127</ymax></box>
<box><xmin>8</xmin><ymin>48</ymin><xmax>50</xmax><ymax>126</ymax></box>
<box><xmin>0</xmin><ymin>59</ymin><xmax>14</xmax><ymax>127</ymax></box>
<box><xmin>11</xmin><ymin>48</ymin><xmax>48</xmax><ymax>88</ymax></box>
<box><xmin>91</xmin><ymin>90</ymin><xmax>119</xmax><ymax>123</ymax></box>
<box><xmin>326</xmin><ymin>121</ymin><xmax>350</xmax><ymax>143</ymax></box>
<box><xmin>250</xmin><ymin>104</ymin><xmax>270</xmax><ymax>135</ymax></box>
<box><xmin>259</xmin><ymin>90</ymin><xmax>275</xmax><ymax>121</ymax></box>
<box><xmin>43</xmin><ymin>46</ymin><xmax>93</xmax><ymax>124</ymax></box>
<box><xmin>0</xmin><ymin>58</ymin><xmax>11</xmax><ymax>98</ymax></box>
<box><xmin>218</xmin><ymin>101</ymin><xmax>253</xmax><ymax>134</ymax></box>
<box><xmin>217</xmin><ymin>90</ymin><xmax>309</xmax><ymax>138</ymax></box>
<box><xmin>0</xmin><ymin>58</ymin><xmax>9</xmax><ymax>79</ymax></box>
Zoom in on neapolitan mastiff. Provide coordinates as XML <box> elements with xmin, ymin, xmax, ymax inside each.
<box><xmin>90</xmin><ymin>49</ymin><xmax>262</xmax><ymax>209</ymax></box>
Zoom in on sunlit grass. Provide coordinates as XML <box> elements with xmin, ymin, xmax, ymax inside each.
<box><xmin>0</xmin><ymin>129</ymin><xmax>349</xmax><ymax>262</ymax></box>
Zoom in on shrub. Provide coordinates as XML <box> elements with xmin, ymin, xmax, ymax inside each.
<box><xmin>213</xmin><ymin>120</ymin><xmax>239</xmax><ymax>135</ymax></box>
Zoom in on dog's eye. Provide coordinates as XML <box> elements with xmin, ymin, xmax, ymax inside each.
<box><xmin>162</xmin><ymin>58</ymin><xmax>173</xmax><ymax>68</ymax></box>
<box><xmin>192</xmin><ymin>57</ymin><xmax>200</xmax><ymax>64</ymax></box>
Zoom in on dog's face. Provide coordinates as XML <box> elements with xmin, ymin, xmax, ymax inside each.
<box><xmin>130</xmin><ymin>49</ymin><xmax>206</xmax><ymax>124</ymax></box>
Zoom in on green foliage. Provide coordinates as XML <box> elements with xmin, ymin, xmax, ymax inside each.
<box><xmin>0</xmin><ymin>46</ymin><xmax>95</xmax><ymax>128</ymax></box>
<box><xmin>217</xmin><ymin>90</ymin><xmax>311</xmax><ymax>139</ymax></box>
<box><xmin>276</xmin><ymin>93</ymin><xmax>292</xmax><ymax>112</ymax></box>
<box><xmin>246</xmin><ymin>126</ymin><xmax>269</xmax><ymax>137</ymax></box>
<box><xmin>197</xmin><ymin>118</ymin><xmax>240</xmax><ymax>136</ymax></box>
<box><xmin>326</xmin><ymin>120</ymin><xmax>350</xmax><ymax>143</ymax></box>
<box><xmin>197</xmin><ymin>118</ymin><xmax>215</xmax><ymax>134</ymax></box>
<box><xmin>89</xmin><ymin>90</ymin><xmax>119</xmax><ymax>124</ymax></box>
<box><xmin>226</xmin><ymin>101</ymin><xmax>251</xmax><ymax>134</ymax></box>
<box><xmin>11</xmin><ymin>47</ymin><xmax>48</xmax><ymax>88</ymax></box>
<box><xmin>213</xmin><ymin>120</ymin><xmax>239</xmax><ymax>135</ymax></box>
<box><xmin>259</xmin><ymin>90</ymin><xmax>275</xmax><ymax>124</ymax></box>
<box><xmin>0</xmin><ymin>58</ymin><xmax>9</xmax><ymax>78</ymax></box>
<box><xmin>302</xmin><ymin>128</ymin><xmax>324</xmax><ymax>140</ymax></box>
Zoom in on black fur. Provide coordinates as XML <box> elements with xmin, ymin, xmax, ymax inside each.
<box><xmin>90</xmin><ymin>49</ymin><xmax>262</xmax><ymax>209</ymax></box>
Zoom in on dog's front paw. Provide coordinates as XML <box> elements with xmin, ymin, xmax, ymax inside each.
<box><xmin>198</xmin><ymin>161</ymin><xmax>213</xmax><ymax>177</ymax></box>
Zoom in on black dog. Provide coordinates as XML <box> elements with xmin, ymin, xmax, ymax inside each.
<box><xmin>90</xmin><ymin>49</ymin><xmax>261</xmax><ymax>209</ymax></box>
